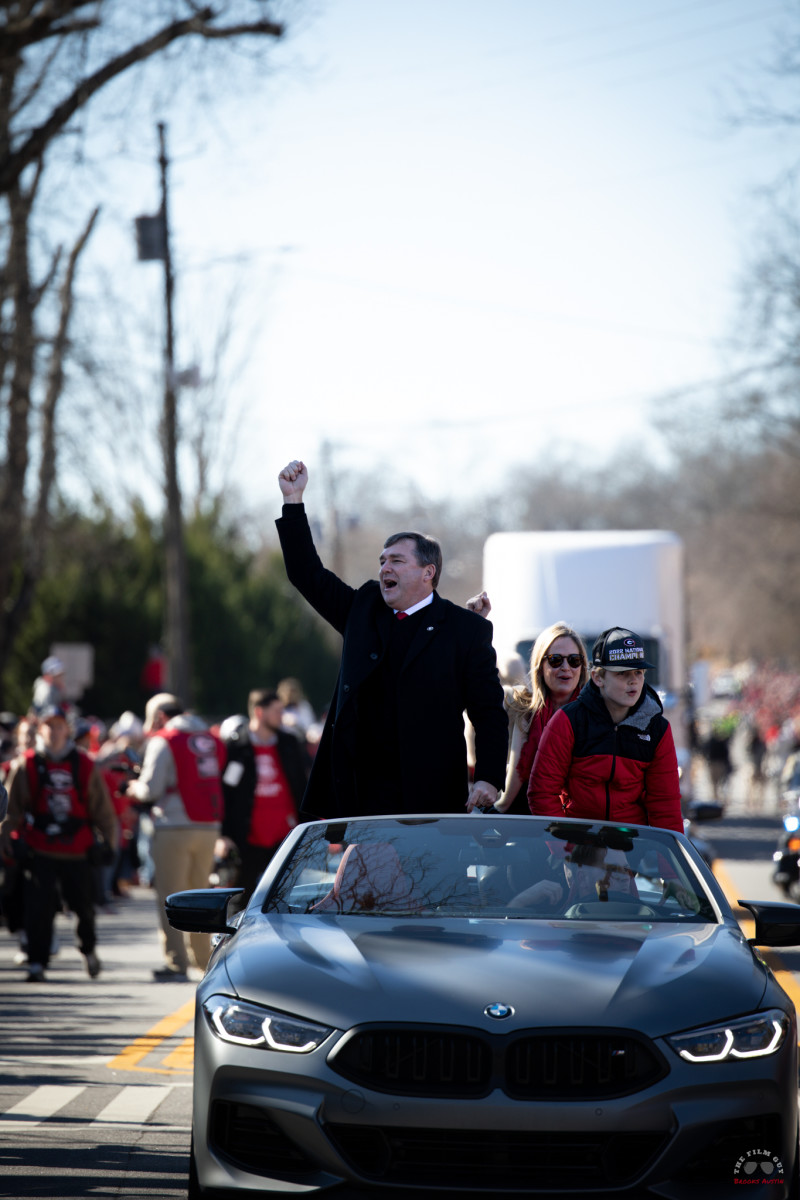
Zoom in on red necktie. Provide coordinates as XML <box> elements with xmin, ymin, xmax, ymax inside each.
<box><xmin>396</xmin><ymin>611</ymin><xmax>408</xmax><ymax>620</ymax></box>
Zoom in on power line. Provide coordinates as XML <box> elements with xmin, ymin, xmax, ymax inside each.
<box><xmin>349</xmin><ymin>0</ymin><xmax>742</xmax><ymax>85</ymax></box>
<box><xmin>426</xmin><ymin>5</ymin><xmax>787</xmax><ymax>104</ymax></box>
<box><xmin>273</xmin><ymin>262</ymin><xmax>734</xmax><ymax>350</ymax></box>
<box><xmin>267</xmin><ymin>355</ymin><xmax>794</xmax><ymax>437</ymax></box>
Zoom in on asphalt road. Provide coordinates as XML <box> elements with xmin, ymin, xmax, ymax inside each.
<box><xmin>0</xmin><ymin>882</ymin><xmax>196</xmax><ymax>1199</ymax></box>
<box><xmin>0</xmin><ymin>789</ymin><xmax>796</xmax><ymax>1199</ymax></box>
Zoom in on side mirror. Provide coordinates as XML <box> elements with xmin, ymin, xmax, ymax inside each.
<box><xmin>685</xmin><ymin>800</ymin><xmax>724</xmax><ymax>823</ymax></box>
<box><xmin>165</xmin><ymin>887</ymin><xmax>244</xmax><ymax>935</ymax></box>
<box><xmin>739</xmin><ymin>900</ymin><xmax>800</xmax><ymax>948</ymax></box>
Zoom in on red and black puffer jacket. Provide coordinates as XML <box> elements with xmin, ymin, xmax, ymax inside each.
<box><xmin>527</xmin><ymin>679</ymin><xmax>683</xmax><ymax>832</ymax></box>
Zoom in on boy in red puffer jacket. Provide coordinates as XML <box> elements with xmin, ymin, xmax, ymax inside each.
<box><xmin>528</xmin><ymin>627</ymin><xmax>682</xmax><ymax>833</ymax></box>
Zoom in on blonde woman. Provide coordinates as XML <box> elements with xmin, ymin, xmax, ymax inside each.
<box><xmin>466</xmin><ymin>620</ymin><xmax>588</xmax><ymax>813</ymax></box>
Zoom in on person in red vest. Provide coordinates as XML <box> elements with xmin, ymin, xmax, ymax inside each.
<box><xmin>0</xmin><ymin>705</ymin><xmax>118</xmax><ymax>982</ymax></box>
<box><xmin>127</xmin><ymin>693</ymin><xmax>225</xmax><ymax>981</ymax></box>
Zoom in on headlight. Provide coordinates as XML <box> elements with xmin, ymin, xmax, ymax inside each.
<box><xmin>667</xmin><ymin>1009</ymin><xmax>791</xmax><ymax>1063</ymax></box>
<box><xmin>203</xmin><ymin>995</ymin><xmax>333</xmax><ymax>1053</ymax></box>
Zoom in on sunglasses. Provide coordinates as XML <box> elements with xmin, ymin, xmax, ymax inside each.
<box><xmin>544</xmin><ymin>653</ymin><xmax>582</xmax><ymax>668</ymax></box>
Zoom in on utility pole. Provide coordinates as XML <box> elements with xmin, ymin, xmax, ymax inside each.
<box><xmin>320</xmin><ymin>438</ymin><xmax>344</xmax><ymax>578</ymax></box>
<box><xmin>135</xmin><ymin>125</ymin><xmax>191</xmax><ymax>703</ymax></box>
<box><xmin>158</xmin><ymin>123</ymin><xmax>192</xmax><ymax>703</ymax></box>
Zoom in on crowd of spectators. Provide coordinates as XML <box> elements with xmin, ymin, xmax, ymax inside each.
<box><xmin>690</xmin><ymin>661</ymin><xmax>800</xmax><ymax>807</ymax></box>
<box><xmin>0</xmin><ymin>655</ymin><xmax>321</xmax><ymax>982</ymax></box>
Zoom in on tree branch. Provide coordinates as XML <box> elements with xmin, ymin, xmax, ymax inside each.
<box><xmin>0</xmin><ymin>9</ymin><xmax>283</xmax><ymax>194</ymax></box>
<box><xmin>195</xmin><ymin>20</ymin><xmax>285</xmax><ymax>40</ymax></box>
<box><xmin>0</xmin><ymin>2</ymin><xmax>101</xmax><ymax>54</ymax></box>
<box><xmin>31</xmin><ymin>205</ymin><xmax>100</xmax><ymax>573</ymax></box>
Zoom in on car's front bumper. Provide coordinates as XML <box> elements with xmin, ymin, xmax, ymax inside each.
<box><xmin>191</xmin><ymin>1019</ymin><xmax>798</xmax><ymax>1198</ymax></box>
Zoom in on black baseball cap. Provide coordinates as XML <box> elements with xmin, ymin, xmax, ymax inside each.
<box><xmin>592</xmin><ymin>628</ymin><xmax>654</xmax><ymax>672</ymax></box>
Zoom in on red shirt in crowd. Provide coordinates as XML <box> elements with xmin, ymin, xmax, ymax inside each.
<box><xmin>248</xmin><ymin>743</ymin><xmax>297</xmax><ymax>847</ymax></box>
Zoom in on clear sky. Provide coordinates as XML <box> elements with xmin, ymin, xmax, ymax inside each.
<box><xmin>80</xmin><ymin>0</ymin><xmax>798</xmax><ymax>515</ymax></box>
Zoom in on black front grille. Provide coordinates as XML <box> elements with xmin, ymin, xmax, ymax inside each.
<box><xmin>324</xmin><ymin>1124</ymin><xmax>668</xmax><ymax>1190</ymax></box>
<box><xmin>506</xmin><ymin>1033</ymin><xmax>665</xmax><ymax>1099</ymax></box>
<box><xmin>330</xmin><ymin>1026</ymin><xmax>666</xmax><ymax>1100</ymax></box>
<box><xmin>333</xmin><ymin>1029</ymin><xmax>492</xmax><ymax>1097</ymax></box>
<box><xmin>210</xmin><ymin>1101</ymin><xmax>317</xmax><ymax>1176</ymax></box>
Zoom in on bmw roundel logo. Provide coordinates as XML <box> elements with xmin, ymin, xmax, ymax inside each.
<box><xmin>485</xmin><ymin>1002</ymin><xmax>514</xmax><ymax>1020</ymax></box>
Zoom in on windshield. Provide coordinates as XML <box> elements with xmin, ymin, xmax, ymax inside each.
<box><xmin>264</xmin><ymin>818</ymin><xmax>717</xmax><ymax>923</ymax></box>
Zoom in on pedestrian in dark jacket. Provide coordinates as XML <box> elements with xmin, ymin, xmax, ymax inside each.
<box><xmin>219</xmin><ymin>689</ymin><xmax>308</xmax><ymax>899</ymax></box>
<box><xmin>528</xmin><ymin>627</ymin><xmax>683</xmax><ymax>832</ymax></box>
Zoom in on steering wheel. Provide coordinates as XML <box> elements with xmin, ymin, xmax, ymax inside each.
<box><xmin>564</xmin><ymin>898</ymin><xmax>658</xmax><ymax>920</ymax></box>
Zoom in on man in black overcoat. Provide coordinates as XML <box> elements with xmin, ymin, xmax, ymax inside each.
<box><xmin>276</xmin><ymin>460</ymin><xmax>508</xmax><ymax>819</ymax></box>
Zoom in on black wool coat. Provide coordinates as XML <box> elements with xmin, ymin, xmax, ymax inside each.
<box><xmin>276</xmin><ymin>505</ymin><xmax>508</xmax><ymax>819</ymax></box>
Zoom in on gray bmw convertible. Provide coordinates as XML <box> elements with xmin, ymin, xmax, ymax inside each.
<box><xmin>166</xmin><ymin>814</ymin><xmax>800</xmax><ymax>1199</ymax></box>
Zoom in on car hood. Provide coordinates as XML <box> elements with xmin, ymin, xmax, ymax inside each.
<box><xmin>215</xmin><ymin>914</ymin><xmax>770</xmax><ymax>1036</ymax></box>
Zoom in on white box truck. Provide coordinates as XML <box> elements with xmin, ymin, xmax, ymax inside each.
<box><xmin>482</xmin><ymin>529</ymin><xmax>685</xmax><ymax>705</ymax></box>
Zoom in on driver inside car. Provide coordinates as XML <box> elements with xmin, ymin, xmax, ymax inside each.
<box><xmin>509</xmin><ymin>842</ymin><xmax>637</xmax><ymax>911</ymax></box>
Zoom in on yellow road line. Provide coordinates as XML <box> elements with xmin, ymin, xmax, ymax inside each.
<box><xmin>162</xmin><ymin>1036</ymin><xmax>195</xmax><ymax>1072</ymax></box>
<box><xmin>713</xmin><ymin>861</ymin><xmax>800</xmax><ymax>1016</ymax></box>
<box><xmin>107</xmin><ymin>1000</ymin><xmax>195</xmax><ymax>1073</ymax></box>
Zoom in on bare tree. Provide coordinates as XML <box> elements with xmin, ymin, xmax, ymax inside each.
<box><xmin>0</xmin><ymin>2</ymin><xmax>286</xmax><ymax>701</ymax></box>
<box><xmin>0</xmin><ymin>4</ymin><xmax>284</xmax><ymax>195</ymax></box>
<box><xmin>641</xmin><ymin>12</ymin><xmax>800</xmax><ymax>664</ymax></box>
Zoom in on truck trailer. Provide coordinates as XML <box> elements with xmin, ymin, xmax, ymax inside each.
<box><xmin>482</xmin><ymin>529</ymin><xmax>685</xmax><ymax>699</ymax></box>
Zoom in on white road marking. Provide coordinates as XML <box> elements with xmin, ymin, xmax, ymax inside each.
<box><xmin>94</xmin><ymin>1085</ymin><xmax>174</xmax><ymax>1125</ymax></box>
<box><xmin>0</xmin><ymin>1055</ymin><xmax>111</xmax><ymax>1069</ymax></box>
<box><xmin>2</xmin><ymin>1085</ymin><xmax>84</xmax><ymax>1125</ymax></box>
<box><xmin>0</xmin><ymin>1084</ymin><xmax>188</xmax><ymax>1131</ymax></box>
